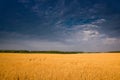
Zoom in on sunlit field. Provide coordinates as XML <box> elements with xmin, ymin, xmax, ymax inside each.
<box><xmin>0</xmin><ymin>53</ymin><xmax>120</xmax><ymax>80</ymax></box>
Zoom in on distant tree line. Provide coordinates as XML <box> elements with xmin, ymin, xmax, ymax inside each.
<box><xmin>0</xmin><ymin>50</ymin><xmax>120</xmax><ymax>54</ymax></box>
<box><xmin>0</xmin><ymin>50</ymin><xmax>84</xmax><ymax>54</ymax></box>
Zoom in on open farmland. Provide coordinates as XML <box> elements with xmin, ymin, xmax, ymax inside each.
<box><xmin>0</xmin><ymin>53</ymin><xmax>120</xmax><ymax>80</ymax></box>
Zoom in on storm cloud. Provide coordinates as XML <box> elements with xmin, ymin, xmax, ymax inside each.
<box><xmin>0</xmin><ymin>0</ymin><xmax>120</xmax><ymax>51</ymax></box>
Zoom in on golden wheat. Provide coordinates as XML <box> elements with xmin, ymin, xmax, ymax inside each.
<box><xmin>0</xmin><ymin>53</ymin><xmax>120</xmax><ymax>80</ymax></box>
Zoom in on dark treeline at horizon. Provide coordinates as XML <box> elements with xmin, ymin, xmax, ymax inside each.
<box><xmin>0</xmin><ymin>50</ymin><xmax>83</xmax><ymax>54</ymax></box>
<box><xmin>0</xmin><ymin>50</ymin><xmax>120</xmax><ymax>54</ymax></box>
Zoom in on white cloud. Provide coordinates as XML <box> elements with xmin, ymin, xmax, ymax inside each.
<box><xmin>0</xmin><ymin>34</ymin><xmax>120</xmax><ymax>52</ymax></box>
<box><xmin>64</xmin><ymin>23</ymin><xmax>101</xmax><ymax>42</ymax></box>
<box><xmin>68</xmin><ymin>23</ymin><xmax>99</xmax><ymax>32</ymax></box>
<box><xmin>0</xmin><ymin>38</ymin><xmax>72</xmax><ymax>51</ymax></box>
<box><xmin>0</xmin><ymin>21</ymin><xmax>120</xmax><ymax>52</ymax></box>
<box><xmin>61</xmin><ymin>21</ymin><xmax>120</xmax><ymax>51</ymax></box>
<box><xmin>82</xmin><ymin>30</ymin><xmax>99</xmax><ymax>41</ymax></box>
<box><xmin>92</xmin><ymin>19</ymin><xmax>106</xmax><ymax>24</ymax></box>
<box><xmin>103</xmin><ymin>37</ymin><xmax>120</xmax><ymax>45</ymax></box>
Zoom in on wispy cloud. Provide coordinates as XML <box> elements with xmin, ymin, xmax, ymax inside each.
<box><xmin>0</xmin><ymin>0</ymin><xmax>120</xmax><ymax>51</ymax></box>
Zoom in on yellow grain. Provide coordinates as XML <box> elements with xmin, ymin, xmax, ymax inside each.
<box><xmin>0</xmin><ymin>53</ymin><xmax>120</xmax><ymax>80</ymax></box>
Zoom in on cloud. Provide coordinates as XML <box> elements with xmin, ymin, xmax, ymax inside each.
<box><xmin>0</xmin><ymin>37</ymin><xmax>73</xmax><ymax>51</ymax></box>
<box><xmin>64</xmin><ymin>26</ymin><xmax>101</xmax><ymax>43</ymax></box>
<box><xmin>24</xmin><ymin>40</ymin><xmax>72</xmax><ymax>51</ymax></box>
<box><xmin>0</xmin><ymin>0</ymin><xmax>120</xmax><ymax>52</ymax></box>
<box><xmin>92</xmin><ymin>19</ymin><xmax>106</xmax><ymax>24</ymax></box>
<box><xmin>60</xmin><ymin>19</ymin><xmax>120</xmax><ymax>51</ymax></box>
<box><xmin>82</xmin><ymin>30</ymin><xmax>99</xmax><ymax>41</ymax></box>
<box><xmin>0</xmin><ymin>28</ymin><xmax>120</xmax><ymax>52</ymax></box>
<box><xmin>103</xmin><ymin>37</ymin><xmax>120</xmax><ymax>45</ymax></box>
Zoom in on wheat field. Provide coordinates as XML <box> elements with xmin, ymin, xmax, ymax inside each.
<box><xmin>0</xmin><ymin>53</ymin><xmax>120</xmax><ymax>80</ymax></box>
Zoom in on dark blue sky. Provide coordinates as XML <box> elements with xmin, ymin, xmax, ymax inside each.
<box><xmin>0</xmin><ymin>0</ymin><xmax>120</xmax><ymax>51</ymax></box>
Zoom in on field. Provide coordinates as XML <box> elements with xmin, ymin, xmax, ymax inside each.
<box><xmin>0</xmin><ymin>53</ymin><xmax>120</xmax><ymax>80</ymax></box>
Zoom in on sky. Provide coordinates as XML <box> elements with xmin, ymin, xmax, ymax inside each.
<box><xmin>0</xmin><ymin>0</ymin><xmax>120</xmax><ymax>52</ymax></box>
